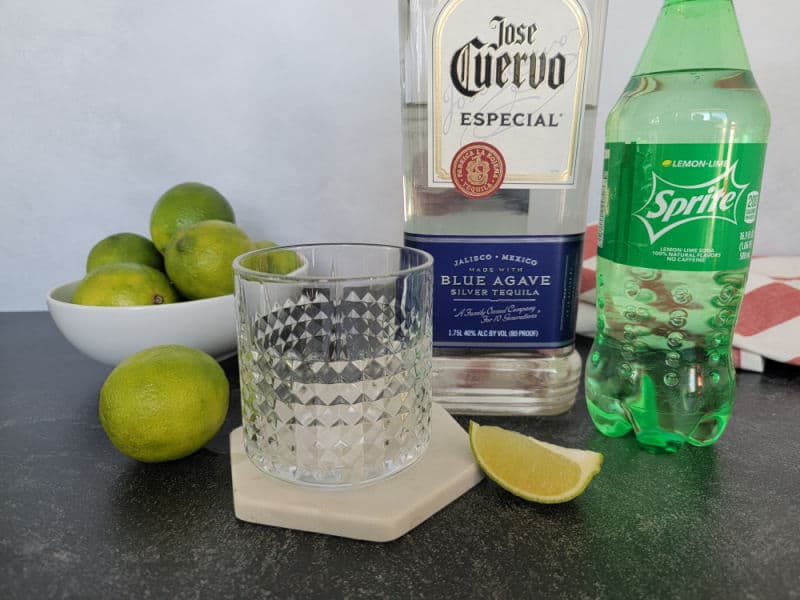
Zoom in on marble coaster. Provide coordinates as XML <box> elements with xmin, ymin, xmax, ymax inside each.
<box><xmin>229</xmin><ymin>403</ymin><xmax>483</xmax><ymax>542</ymax></box>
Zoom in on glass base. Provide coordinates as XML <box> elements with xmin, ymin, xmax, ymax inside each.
<box><xmin>431</xmin><ymin>349</ymin><xmax>582</xmax><ymax>416</ymax></box>
<box><xmin>244</xmin><ymin>439</ymin><xmax>430</xmax><ymax>488</ymax></box>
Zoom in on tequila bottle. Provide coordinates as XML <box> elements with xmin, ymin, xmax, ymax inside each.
<box><xmin>399</xmin><ymin>0</ymin><xmax>609</xmax><ymax>414</ymax></box>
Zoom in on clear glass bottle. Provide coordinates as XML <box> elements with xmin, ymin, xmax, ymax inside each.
<box><xmin>585</xmin><ymin>0</ymin><xmax>770</xmax><ymax>451</ymax></box>
<box><xmin>398</xmin><ymin>0</ymin><xmax>608</xmax><ymax>414</ymax></box>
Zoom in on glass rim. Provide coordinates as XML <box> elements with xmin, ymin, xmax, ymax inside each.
<box><xmin>233</xmin><ymin>242</ymin><xmax>434</xmax><ymax>283</ymax></box>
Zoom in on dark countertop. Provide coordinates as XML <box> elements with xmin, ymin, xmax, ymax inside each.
<box><xmin>1</xmin><ymin>312</ymin><xmax>799</xmax><ymax>600</ymax></box>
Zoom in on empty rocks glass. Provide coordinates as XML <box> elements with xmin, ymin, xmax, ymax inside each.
<box><xmin>234</xmin><ymin>244</ymin><xmax>434</xmax><ymax>486</ymax></box>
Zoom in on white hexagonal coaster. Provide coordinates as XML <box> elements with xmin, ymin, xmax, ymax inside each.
<box><xmin>229</xmin><ymin>403</ymin><xmax>483</xmax><ymax>542</ymax></box>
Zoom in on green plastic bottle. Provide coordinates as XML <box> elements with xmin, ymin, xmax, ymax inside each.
<box><xmin>585</xmin><ymin>0</ymin><xmax>770</xmax><ymax>452</ymax></box>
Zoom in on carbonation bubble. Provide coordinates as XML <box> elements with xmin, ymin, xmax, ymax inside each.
<box><xmin>624</xmin><ymin>325</ymin><xmax>636</xmax><ymax>341</ymax></box>
<box><xmin>710</xmin><ymin>372</ymin><xmax>721</xmax><ymax>384</ymax></box>
<box><xmin>618</xmin><ymin>363</ymin><xmax>633</xmax><ymax>378</ymax></box>
<box><xmin>591</xmin><ymin>351</ymin><xmax>601</xmax><ymax>366</ymax></box>
<box><xmin>714</xmin><ymin>271</ymin><xmax>746</xmax><ymax>286</ymax></box>
<box><xmin>622</xmin><ymin>344</ymin><xmax>634</xmax><ymax>360</ymax></box>
<box><xmin>625</xmin><ymin>280</ymin><xmax>640</xmax><ymax>298</ymax></box>
<box><xmin>717</xmin><ymin>284</ymin><xmax>739</xmax><ymax>305</ymax></box>
<box><xmin>717</xmin><ymin>308</ymin><xmax>735</xmax><ymax>326</ymax></box>
<box><xmin>669</xmin><ymin>309</ymin><xmax>688</xmax><ymax>328</ymax></box>
<box><xmin>632</xmin><ymin>267</ymin><xmax>657</xmax><ymax>281</ymax></box>
<box><xmin>707</xmin><ymin>350</ymin><xmax>721</xmax><ymax>363</ymax></box>
<box><xmin>637</xmin><ymin>289</ymin><xmax>656</xmax><ymax>303</ymax></box>
<box><xmin>636</xmin><ymin>307</ymin><xmax>650</xmax><ymax>320</ymax></box>
<box><xmin>665</xmin><ymin>351</ymin><xmax>681</xmax><ymax>368</ymax></box>
<box><xmin>707</xmin><ymin>331</ymin><xmax>729</xmax><ymax>347</ymax></box>
<box><xmin>667</xmin><ymin>331</ymin><xmax>684</xmax><ymax>348</ymax></box>
<box><xmin>663</xmin><ymin>372</ymin><xmax>680</xmax><ymax>387</ymax></box>
<box><xmin>672</xmin><ymin>285</ymin><xmax>692</xmax><ymax>305</ymax></box>
<box><xmin>624</xmin><ymin>305</ymin><xmax>637</xmax><ymax>321</ymax></box>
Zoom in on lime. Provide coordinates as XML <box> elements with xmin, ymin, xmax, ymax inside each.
<box><xmin>99</xmin><ymin>345</ymin><xmax>229</xmax><ymax>462</ymax></box>
<box><xmin>468</xmin><ymin>422</ymin><xmax>603</xmax><ymax>503</ymax></box>
<box><xmin>86</xmin><ymin>232</ymin><xmax>163</xmax><ymax>273</ymax></box>
<box><xmin>238</xmin><ymin>247</ymin><xmax>302</xmax><ymax>275</ymax></box>
<box><xmin>164</xmin><ymin>220</ymin><xmax>254</xmax><ymax>299</ymax></box>
<box><xmin>72</xmin><ymin>263</ymin><xmax>179</xmax><ymax>306</ymax></box>
<box><xmin>243</xmin><ymin>243</ymin><xmax>301</xmax><ymax>275</ymax></box>
<box><xmin>149</xmin><ymin>182</ymin><xmax>235</xmax><ymax>252</ymax></box>
<box><xmin>267</xmin><ymin>249</ymin><xmax>301</xmax><ymax>274</ymax></box>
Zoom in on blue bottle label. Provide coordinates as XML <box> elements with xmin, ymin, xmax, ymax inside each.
<box><xmin>404</xmin><ymin>233</ymin><xmax>583</xmax><ymax>348</ymax></box>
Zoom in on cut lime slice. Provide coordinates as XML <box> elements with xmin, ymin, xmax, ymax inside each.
<box><xmin>469</xmin><ymin>422</ymin><xmax>603</xmax><ymax>504</ymax></box>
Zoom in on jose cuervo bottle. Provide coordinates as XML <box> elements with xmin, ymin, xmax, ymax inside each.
<box><xmin>399</xmin><ymin>0</ymin><xmax>609</xmax><ymax>414</ymax></box>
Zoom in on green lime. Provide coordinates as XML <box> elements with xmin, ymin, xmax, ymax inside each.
<box><xmin>164</xmin><ymin>220</ymin><xmax>254</xmax><ymax>299</ymax></box>
<box><xmin>71</xmin><ymin>263</ymin><xmax>179</xmax><ymax>306</ymax></box>
<box><xmin>469</xmin><ymin>422</ymin><xmax>603</xmax><ymax>504</ymax></box>
<box><xmin>267</xmin><ymin>249</ymin><xmax>302</xmax><ymax>274</ymax></box>
<box><xmin>86</xmin><ymin>232</ymin><xmax>163</xmax><ymax>273</ymax></box>
<box><xmin>99</xmin><ymin>345</ymin><xmax>229</xmax><ymax>462</ymax></box>
<box><xmin>238</xmin><ymin>246</ymin><xmax>301</xmax><ymax>275</ymax></box>
<box><xmin>149</xmin><ymin>182</ymin><xmax>235</xmax><ymax>252</ymax></box>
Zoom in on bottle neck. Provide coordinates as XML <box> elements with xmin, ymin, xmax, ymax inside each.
<box><xmin>634</xmin><ymin>0</ymin><xmax>751</xmax><ymax>75</ymax></box>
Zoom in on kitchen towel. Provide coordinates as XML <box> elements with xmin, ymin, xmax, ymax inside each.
<box><xmin>577</xmin><ymin>224</ymin><xmax>800</xmax><ymax>373</ymax></box>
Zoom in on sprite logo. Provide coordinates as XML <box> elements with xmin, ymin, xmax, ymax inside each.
<box><xmin>600</xmin><ymin>142</ymin><xmax>766</xmax><ymax>272</ymax></box>
<box><xmin>634</xmin><ymin>160</ymin><xmax>749</xmax><ymax>243</ymax></box>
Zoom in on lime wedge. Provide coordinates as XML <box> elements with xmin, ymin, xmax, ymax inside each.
<box><xmin>469</xmin><ymin>422</ymin><xmax>603</xmax><ymax>504</ymax></box>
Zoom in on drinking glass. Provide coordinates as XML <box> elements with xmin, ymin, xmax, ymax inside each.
<box><xmin>234</xmin><ymin>243</ymin><xmax>433</xmax><ymax>486</ymax></box>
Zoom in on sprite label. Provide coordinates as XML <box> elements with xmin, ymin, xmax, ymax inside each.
<box><xmin>599</xmin><ymin>142</ymin><xmax>767</xmax><ymax>271</ymax></box>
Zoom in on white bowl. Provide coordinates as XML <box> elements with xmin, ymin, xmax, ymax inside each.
<box><xmin>46</xmin><ymin>280</ymin><xmax>237</xmax><ymax>366</ymax></box>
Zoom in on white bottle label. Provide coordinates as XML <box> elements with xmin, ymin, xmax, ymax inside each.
<box><xmin>429</xmin><ymin>0</ymin><xmax>590</xmax><ymax>192</ymax></box>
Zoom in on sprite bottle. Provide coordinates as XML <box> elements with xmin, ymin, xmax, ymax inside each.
<box><xmin>585</xmin><ymin>0</ymin><xmax>770</xmax><ymax>452</ymax></box>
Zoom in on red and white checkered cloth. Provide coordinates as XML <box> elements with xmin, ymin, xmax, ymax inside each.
<box><xmin>578</xmin><ymin>224</ymin><xmax>800</xmax><ymax>373</ymax></box>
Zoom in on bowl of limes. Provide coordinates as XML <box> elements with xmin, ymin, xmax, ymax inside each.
<box><xmin>47</xmin><ymin>279</ymin><xmax>238</xmax><ymax>365</ymax></box>
<box><xmin>46</xmin><ymin>182</ymin><xmax>301</xmax><ymax>365</ymax></box>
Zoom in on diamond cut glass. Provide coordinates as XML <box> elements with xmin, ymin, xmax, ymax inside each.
<box><xmin>234</xmin><ymin>244</ymin><xmax>433</xmax><ymax>486</ymax></box>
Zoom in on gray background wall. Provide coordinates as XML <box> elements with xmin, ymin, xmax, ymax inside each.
<box><xmin>2</xmin><ymin>0</ymin><xmax>795</xmax><ymax>310</ymax></box>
